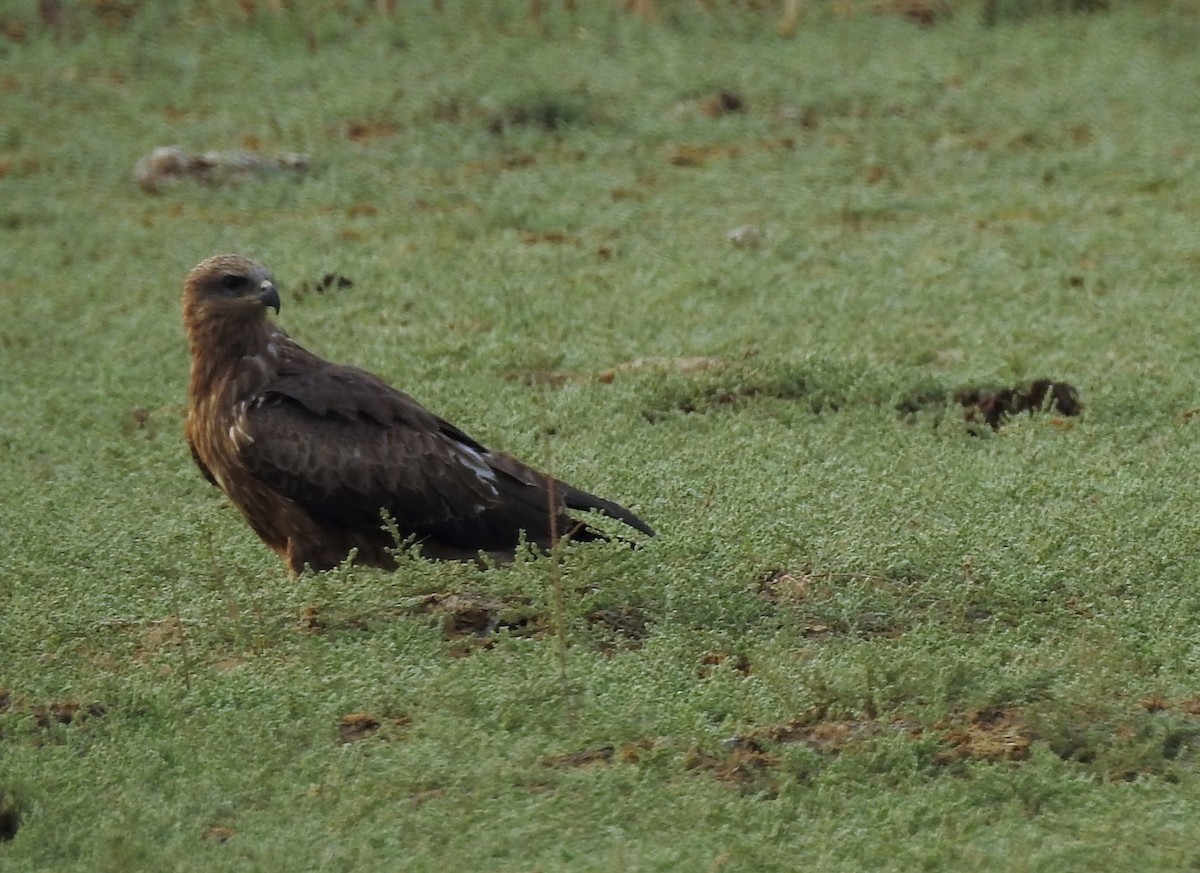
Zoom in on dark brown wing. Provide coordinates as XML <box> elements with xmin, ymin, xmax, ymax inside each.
<box><xmin>240</xmin><ymin>389</ymin><xmax>508</xmax><ymax>537</ymax></box>
<box><xmin>236</xmin><ymin>353</ymin><xmax>651</xmax><ymax>553</ymax></box>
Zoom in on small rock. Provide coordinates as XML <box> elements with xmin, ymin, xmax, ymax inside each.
<box><xmin>133</xmin><ymin>145</ymin><xmax>309</xmax><ymax>193</ymax></box>
<box><xmin>726</xmin><ymin>225</ymin><xmax>763</xmax><ymax>247</ymax></box>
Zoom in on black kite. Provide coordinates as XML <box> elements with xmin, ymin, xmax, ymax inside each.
<box><xmin>183</xmin><ymin>254</ymin><xmax>654</xmax><ymax>574</ymax></box>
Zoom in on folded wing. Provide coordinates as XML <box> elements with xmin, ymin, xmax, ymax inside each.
<box><xmin>236</xmin><ymin>354</ymin><xmax>652</xmax><ymax>554</ymax></box>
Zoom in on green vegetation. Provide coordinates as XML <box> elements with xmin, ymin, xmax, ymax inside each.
<box><xmin>4</xmin><ymin>1</ymin><xmax>1200</xmax><ymax>869</ymax></box>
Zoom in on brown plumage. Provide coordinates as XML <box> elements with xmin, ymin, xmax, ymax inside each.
<box><xmin>183</xmin><ymin>254</ymin><xmax>654</xmax><ymax>574</ymax></box>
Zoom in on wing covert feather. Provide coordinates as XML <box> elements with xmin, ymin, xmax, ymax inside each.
<box><xmin>239</xmin><ymin>393</ymin><xmax>504</xmax><ymax>533</ymax></box>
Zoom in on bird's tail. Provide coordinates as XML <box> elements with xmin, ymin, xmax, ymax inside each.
<box><xmin>487</xmin><ymin>452</ymin><xmax>655</xmax><ymax>540</ymax></box>
<box><xmin>556</xmin><ymin>480</ymin><xmax>656</xmax><ymax>538</ymax></box>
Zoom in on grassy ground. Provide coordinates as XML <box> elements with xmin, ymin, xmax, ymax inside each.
<box><xmin>4</xmin><ymin>1</ymin><xmax>1200</xmax><ymax>869</ymax></box>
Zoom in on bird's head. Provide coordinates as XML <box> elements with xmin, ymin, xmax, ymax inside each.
<box><xmin>183</xmin><ymin>254</ymin><xmax>281</xmax><ymax>321</ymax></box>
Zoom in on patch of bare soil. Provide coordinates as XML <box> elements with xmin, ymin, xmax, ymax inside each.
<box><xmin>293</xmin><ymin>272</ymin><xmax>353</xmax><ymax>300</ymax></box>
<box><xmin>344</xmin><ymin>118</ymin><xmax>401</xmax><ymax>141</ymax></box>
<box><xmin>756</xmin><ymin>569</ymin><xmax>816</xmax><ymax>603</ymax></box>
<box><xmin>698</xmin><ymin>651</ymin><xmax>751</xmax><ymax>678</ymax></box>
<box><xmin>669</xmin><ymin>89</ymin><xmax>746</xmax><ymax>119</ymax></box>
<box><xmin>520</xmin><ymin>230</ymin><xmax>578</xmax><ymax>246</ymax></box>
<box><xmin>1174</xmin><ymin>696</ymin><xmax>1200</xmax><ymax>716</ymax></box>
<box><xmin>685</xmin><ymin>744</ymin><xmax>780</xmax><ymax>796</ymax></box>
<box><xmin>337</xmin><ymin>711</ymin><xmax>411</xmax><ymax>745</ymax></box>
<box><xmin>933</xmin><ymin>707</ymin><xmax>1033</xmax><ymax>764</ymax></box>
<box><xmin>956</xmin><ymin>379</ymin><xmax>1082</xmax><ymax>430</ymax></box>
<box><xmin>30</xmin><ymin>700</ymin><xmax>107</xmax><ymax>729</ymax></box>
<box><xmin>0</xmin><ymin>693</ymin><xmax>107</xmax><ymax>752</ymax></box>
<box><xmin>688</xmin><ymin>707</ymin><xmax>1030</xmax><ymax>791</ymax></box>
<box><xmin>462</xmin><ymin>152</ymin><xmax>540</xmax><ymax>175</ymax></box>
<box><xmin>547</xmin><ymin>698</ymin><xmax>1200</xmax><ymax>794</ymax></box>
<box><xmin>297</xmin><ymin>605</ymin><xmax>327</xmax><ymax>633</ymax></box>
<box><xmin>665</xmin><ymin>133</ymin><xmax>794</xmax><ymax>168</ymax></box>
<box><xmin>586</xmin><ymin>605</ymin><xmax>650</xmax><ymax>654</ymax></box>
<box><xmin>666</xmin><ymin>142</ymin><xmax>742</xmax><ymax>167</ymax></box>
<box><xmin>899</xmin><ymin>378</ymin><xmax>1082</xmax><ymax>432</ymax></box>
<box><xmin>543</xmin><ymin>738</ymin><xmax>662</xmax><ymax>770</ymax></box>
<box><xmin>201</xmin><ymin>824</ymin><xmax>234</xmax><ymax>843</ymax></box>
<box><xmin>647</xmin><ymin>366</ymin><xmax>1081</xmax><ymax>431</ymax></box>
<box><xmin>338</xmin><ymin>711</ymin><xmax>382</xmax><ymax>744</ymax></box>
<box><xmin>616</xmin><ymin>737</ymin><xmax>661</xmax><ymax>763</ymax></box>
<box><xmin>0</xmin><ymin>16</ymin><xmax>28</xmax><ymax>41</ymax></box>
<box><xmin>405</xmin><ymin>593</ymin><xmax>546</xmax><ymax>655</ymax></box>
<box><xmin>683</xmin><ymin>710</ymin><xmax>1002</xmax><ymax>792</ymax></box>
<box><xmin>702</xmin><ymin>90</ymin><xmax>746</xmax><ymax>117</ymax></box>
<box><xmin>731</xmin><ymin>709</ymin><xmax>922</xmax><ymax>757</ymax></box>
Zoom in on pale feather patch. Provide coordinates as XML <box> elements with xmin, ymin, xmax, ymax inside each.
<box><xmin>243</xmin><ymin>354</ymin><xmax>271</xmax><ymax>380</ymax></box>
<box><xmin>228</xmin><ymin>400</ymin><xmax>255</xmax><ymax>447</ymax></box>
<box><xmin>457</xmin><ymin>446</ymin><xmax>499</xmax><ymax>494</ymax></box>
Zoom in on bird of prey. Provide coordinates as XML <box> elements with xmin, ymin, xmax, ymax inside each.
<box><xmin>183</xmin><ymin>254</ymin><xmax>654</xmax><ymax>574</ymax></box>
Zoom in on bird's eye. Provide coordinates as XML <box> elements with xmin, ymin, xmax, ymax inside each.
<box><xmin>219</xmin><ymin>274</ymin><xmax>244</xmax><ymax>292</ymax></box>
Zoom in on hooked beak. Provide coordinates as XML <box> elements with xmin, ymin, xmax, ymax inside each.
<box><xmin>257</xmin><ymin>280</ymin><xmax>281</xmax><ymax>313</ymax></box>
